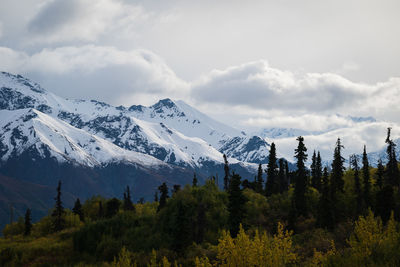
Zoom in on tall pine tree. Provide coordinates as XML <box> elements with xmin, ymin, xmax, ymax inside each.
<box><xmin>123</xmin><ymin>186</ymin><xmax>135</xmax><ymax>211</ymax></box>
<box><xmin>192</xmin><ymin>173</ymin><xmax>198</xmax><ymax>187</ymax></box>
<box><xmin>362</xmin><ymin>145</ymin><xmax>371</xmax><ymax>208</ymax></box>
<box><xmin>385</xmin><ymin>128</ymin><xmax>399</xmax><ymax>187</ymax></box>
<box><xmin>157</xmin><ymin>182</ymin><xmax>169</xmax><ymax>212</ymax></box>
<box><xmin>317</xmin><ymin>167</ymin><xmax>334</xmax><ymax>229</ymax></box>
<box><xmin>228</xmin><ymin>173</ymin><xmax>246</xmax><ymax>237</ymax></box>
<box><xmin>311</xmin><ymin>150</ymin><xmax>317</xmax><ymax>186</ymax></box>
<box><xmin>24</xmin><ymin>208</ymin><xmax>32</xmax><ymax>236</ymax></box>
<box><xmin>223</xmin><ymin>154</ymin><xmax>230</xmax><ymax>191</ymax></box>
<box><xmin>292</xmin><ymin>136</ymin><xmax>308</xmax><ymax>217</ymax></box>
<box><xmin>331</xmin><ymin>138</ymin><xmax>345</xmax><ymax>194</ymax></box>
<box><xmin>265</xmin><ymin>142</ymin><xmax>278</xmax><ymax>196</ymax></box>
<box><xmin>351</xmin><ymin>155</ymin><xmax>363</xmax><ymax>217</ymax></box>
<box><xmin>256</xmin><ymin>163</ymin><xmax>264</xmax><ymax>194</ymax></box>
<box><xmin>51</xmin><ymin>180</ymin><xmax>65</xmax><ymax>232</ymax></box>
<box><xmin>376</xmin><ymin>159</ymin><xmax>384</xmax><ymax>189</ymax></box>
<box><xmin>73</xmin><ymin>198</ymin><xmax>84</xmax><ymax>222</ymax></box>
<box><xmin>277</xmin><ymin>159</ymin><xmax>288</xmax><ymax>193</ymax></box>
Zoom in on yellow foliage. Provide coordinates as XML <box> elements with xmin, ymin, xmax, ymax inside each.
<box><xmin>195</xmin><ymin>257</ymin><xmax>212</xmax><ymax>267</ymax></box>
<box><xmin>216</xmin><ymin>223</ymin><xmax>297</xmax><ymax>266</ymax></box>
<box><xmin>308</xmin><ymin>240</ymin><xmax>336</xmax><ymax>267</ymax></box>
<box><xmin>348</xmin><ymin>210</ymin><xmax>399</xmax><ymax>264</ymax></box>
<box><xmin>111</xmin><ymin>247</ymin><xmax>135</xmax><ymax>267</ymax></box>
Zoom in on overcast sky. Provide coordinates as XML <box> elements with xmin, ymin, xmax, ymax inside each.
<box><xmin>1</xmin><ymin>0</ymin><xmax>400</xmax><ymax>135</ymax></box>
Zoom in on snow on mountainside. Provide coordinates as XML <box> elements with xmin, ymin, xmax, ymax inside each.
<box><xmin>0</xmin><ymin>72</ymin><xmax>258</xmax><ymax>168</ymax></box>
<box><xmin>0</xmin><ymin>108</ymin><xmax>166</xmax><ymax>167</ymax></box>
<box><xmin>129</xmin><ymin>99</ymin><xmax>243</xmax><ymax>147</ymax></box>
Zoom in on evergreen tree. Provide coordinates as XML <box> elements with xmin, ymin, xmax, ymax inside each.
<box><xmin>265</xmin><ymin>142</ymin><xmax>278</xmax><ymax>196</ymax></box>
<box><xmin>228</xmin><ymin>173</ymin><xmax>246</xmax><ymax>237</ymax></box>
<box><xmin>223</xmin><ymin>154</ymin><xmax>230</xmax><ymax>191</ymax></box>
<box><xmin>314</xmin><ymin>152</ymin><xmax>323</xmax><ymax>191</ymax></box>
<box><xmin>73</xmin><ymin>198</ymin><xmax>84</xmax><ymax>222</ymax></box>
<box><xmin>362</xmin><ymin>145</ymin><xmax>371</xmax><ymax>208</ymax></box>
<box><xmin>292</xmin><ymin>136</ymin><xmax>308</xmax><ymax>217</ymax></box>
<box><xmin>123</xmin><ymin>186</ymin><xmax>135</xmax><ymax>212</ymax></box>
<box><xmin>376</xmin><ymin>185</ymin><xmax>395</xmax><ymax>224</ymax></box>
<box><xmin>277</xmin><ymin>159</ymin><xmax>287</xmax><ymax>193</ymax></box>
<box><xmin>157</xmin><ymin>182</ymin><xmax>169</xmax><ymax>212</ymax></box>
<box><xmin>311</xmin><ymin>150</ymin><xmax>317</xmax><ymax>187</ymax></box>
<box><xmin>51</xmin><ymin>180</ymin><xmax>65</xmax><ymax>232</ymax></box>
<box><xmin>351</xmin><ymin>155</ymin><xmax>363</xmax><ymax>216</ymax></box>
<box><xmin>192</xmin><ymin>173</ymin><xmax>198</xmax><ymax>187</ymax></box>
<box><xmin>376</xmin><ymin>159</ymin><xmax>384</xmax><ymax>189</ymax></box>
<box><xmin>331</xmin><ymin>138</ymin><xmax>345</xmax><ymax>194</ymax></box>
<box><xmin>256</xmin><ymin>163</ymin><xmax>264</xmax><ymax>194</ymax></box>
<box><xmin>317</xmin><ymin>167</ymin><xmax>334</xmax><ymax>229</ymax></box>
<box><xmin>385</xmin><ymin>128</ymin><xmax>399</xmax><ymax>187</ymax></box>
<box><xmin>24</xmin><ymin>208</ymin><xmax>32</xmax><ymax>236</ymax></box>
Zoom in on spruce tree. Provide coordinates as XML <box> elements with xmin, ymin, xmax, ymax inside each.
<box><xmin>331</xmin><ymin>138</ymin><xmax>345</xmax><ymax>193</ymax></box>
<box><xmin>192</xmin><ymin>173</ymin><xmax>198</xmax><ymax>187</ymax></box>
<box><xmin>292</xmin><ymin>136</ymin><xmax>308</xmax><ymax>217</ymax></box>
<box><xmin>362</xmin><ymin>146</ymin><xmax>371</xmax><ymax>208</ymax></box>
<box><xmin>385</xmin><ymin>128</ymin><xmax>399</xmax><ymax>187</ymax></box>
<box><xmin>277</xmin><ymin>159</ymin><xmax>287</xmax><ymax>193</ymax></box>
<box><xmin>123</xmin><ymin>186</ymin><xmax>135</xmax><ymax>212</ymax></box>
<box><xmin>265</xmin><ymin>142</ymin><xmax>278</xmax><ymax>196</ymax></box>
<box><xmin>72</xmin><ymin>198</ymin><xmax>84</xmax><ymax>222</ymax></box>
<box><xmin>228</xmin><ymin>173</ymin><xmax>246</xmax><ymax>237</ymax></box>
<box><xmin>256</xmin><ymin>163</ymin><xmax>264</xmax><ymax>194</ymax></box>
<box><xmin>315</xmin><ymin>152</ymin><xmax>323</xmax><ymax>191</ymax></box>
<box><xmin>51</xmin><ymin>180</ymin><xmax>65</xmax><ymax>232</ymax></box>
<box><xmin>376</xmin><ymin>159</ymin><xmax>384</xmax><ymax>189</ymax></box>
<box><xmin>223</xmin><ymin>154</ymin><xmax>230</xmax><ymax>191</ymax></box>
<box><xmin>24</xmin><ymin>208</ymin><xmax>32</xmax><ymax>236</ymax></box>
<box><xmin>317</xmin><ymin>167</ymin><xmax>334</xmax><ymax>229</ymax></box>
<box><xmin>311</xmin><ymin>150</ymin><xmax>317</xmax><ymax>187</ymax></box>
<box><xmin>157</xmin><ymin>182</ymin><xmax>169</xmax><ymax>212</ymax></box>
<box><xmin>351</xmin><ymin>155</ymin><xmax>363</xmax><ymax>216</ymax></box>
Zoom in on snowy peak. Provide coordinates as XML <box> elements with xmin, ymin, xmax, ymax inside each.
<box><xmin>0</xmin><ymin>72</ymin><xmax>46</xmax><ymax>94</ymax></box>
<box><xmin>0</xmin><ymin>108</ymin><xmax>166</xmax><ymax>167</ymax></box>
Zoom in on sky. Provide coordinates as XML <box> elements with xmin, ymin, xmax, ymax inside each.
<box><xmin>0</xmin><ymin>0</ymin><xmax>400</xmax><ymax>157</ymax></box>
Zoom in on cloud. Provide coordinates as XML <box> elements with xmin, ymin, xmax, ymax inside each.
<box><xmin>27</xmin><ymin>0</ymin><xmax>149</xmax><ymax>43</ymax></box>
<box><xmin>191</xmin><ymin>60</ymin><xmax>400</xmax><ymax>124</ymax></box>
<box><xmin>244</xmin><ymin>114</ymin><xmax>365</xmax><ymax>132</ymax></box>
<box><xmin>0</xmin><ymin>45</ymin><xmax>189</xmax><ymax>105</ymax></box>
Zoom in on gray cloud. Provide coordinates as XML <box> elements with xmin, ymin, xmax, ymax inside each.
<box><xmin>28</xmin><ymin>0</ymin><xmax>81</xmax><ymax>35</ymax></box>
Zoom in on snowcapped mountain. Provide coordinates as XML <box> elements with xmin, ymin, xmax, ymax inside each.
<box><xmin>0</xmin><ymin>71</ymin><xmax>272</xmax><ymax>169</ymax></box>
<box><xmin>0</xmin><ymin>108</ymin><xmax>166</xmax><ymax>168</ymax></box>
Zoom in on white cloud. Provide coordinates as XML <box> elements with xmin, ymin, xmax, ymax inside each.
<box><xmin>0</xmin><ymin>45</ymin><xmax>189</xmax><ymax>105</ymax></box>
<box><xmin>191</xmin><ymin>60</ymin><xmax>400</xmax><ymax>126</ymax></box>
